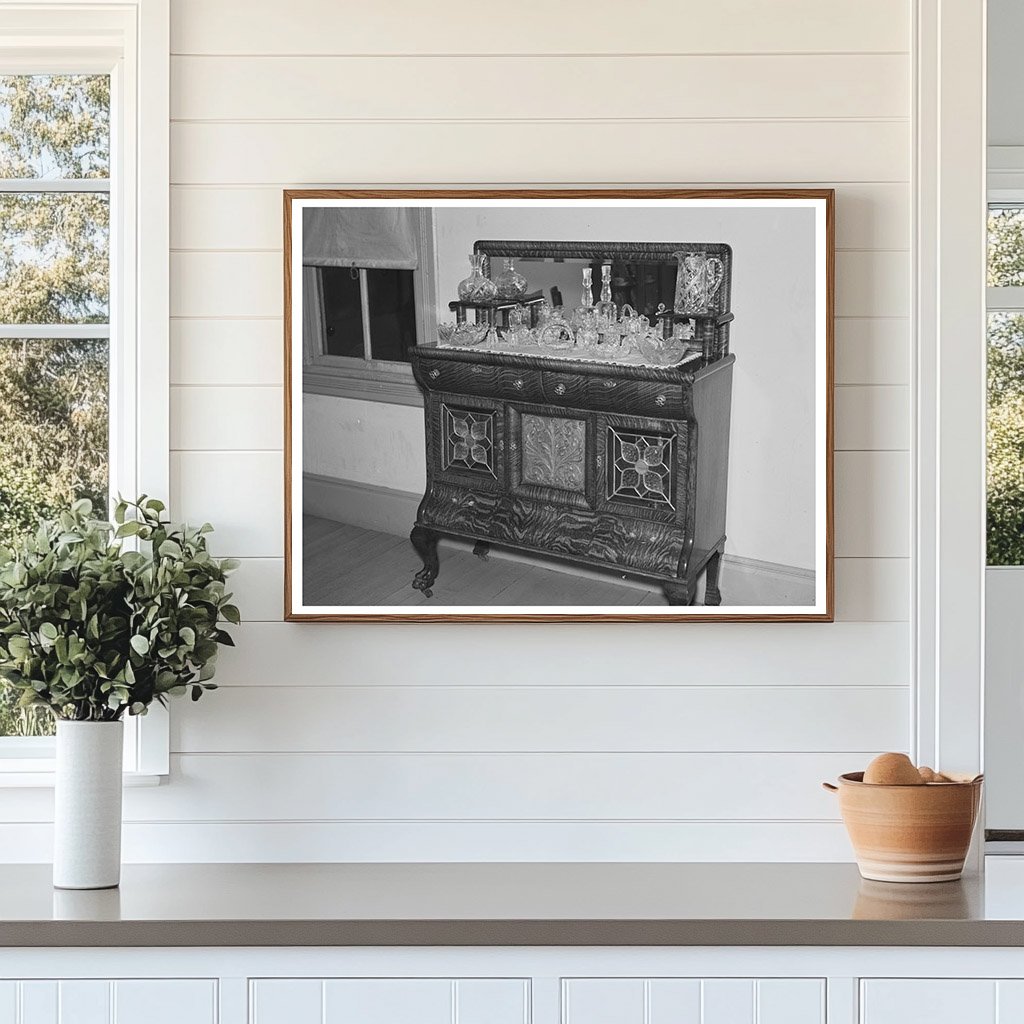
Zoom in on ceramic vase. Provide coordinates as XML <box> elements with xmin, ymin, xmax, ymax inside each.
<box><xmin>53</xmin><ymin>720</ymin><xmax>124</xmax><ymax>890</ymax></box>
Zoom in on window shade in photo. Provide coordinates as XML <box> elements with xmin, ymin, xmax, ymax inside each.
<box><xmin>302</xmin><ymin>207</ymin><xmax>419</xmax><ymax>269</ymax></box>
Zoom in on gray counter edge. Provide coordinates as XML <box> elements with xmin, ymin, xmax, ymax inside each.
<box><xmin>4</xmin><ymin>919</ymin><xmax>1024</xmax><ymax>948</ymax></box>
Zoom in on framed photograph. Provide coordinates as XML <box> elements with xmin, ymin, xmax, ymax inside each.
<box><xmin>284</xmin><ymin>189</ymin><xmax>833</xmax><ymax>622</ymax></box>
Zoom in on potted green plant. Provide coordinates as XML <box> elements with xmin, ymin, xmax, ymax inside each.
<box><xmin>0</xmin><ymin>497</ymin><xmax>239</xmax><ymax>889</ymax></box>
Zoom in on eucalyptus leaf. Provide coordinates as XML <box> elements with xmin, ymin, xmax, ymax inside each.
<box><xmin>0</xmin><ymin>497</ymin><xmax>238</xmax><ymax>722</ymax></box>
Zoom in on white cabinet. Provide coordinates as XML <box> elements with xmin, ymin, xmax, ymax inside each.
<box><xmin>0</xmin><ymin>980</ymin><xmax>216</xmax><ymax>1024</ymax></box>
<box><xmin>249</xmin><ymin>978</ymin><xmax>529</xmax><ymax>1024</ymax></box>
<box><xmin>861</xmin><ymin>980</ymin><xmax>1024</xmax><ymax>1024</ymax></box>
<box><xmin>562</xmin><ymin>978</ymin><xmax>825</xmax><ymax>1024</ymax></box>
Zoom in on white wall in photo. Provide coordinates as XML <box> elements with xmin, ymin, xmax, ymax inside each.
<box><xmin>0</xmin><ymin>0</ymin><xmax>913</xmax><ymax>861</ymax></box>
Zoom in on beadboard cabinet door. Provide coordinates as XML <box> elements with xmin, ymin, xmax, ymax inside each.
<box><xmin>860</xmin><ymin>979</ymin><xmax>1024</xmax><ymax>1024</ymax></box>
<box><xmin>249</xmin><ymin>978</ymin><xmax>529</xmax><ymax>1024</ymax></box>
<box><xmin>0</xmin><ymin>980</ymin><xmax>217</xmax><ymax>1024</ymax></box>
<box><xmin>562</xmin><ymin>978</ymin><xmax>825</xmax><ymax>1024</ymax></box>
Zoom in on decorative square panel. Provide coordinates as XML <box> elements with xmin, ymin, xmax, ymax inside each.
<box><xmin>521</xmin><ymin>414</ymin><xmax>586</xmax><ymax>493</ymax></box>
<box><xmin>440</xmin><ymin>404</ymin><xmax>496</xmax><ymax>477</ymax></box>
<box><xmin>607</xmin><ymin>427</ymin><xmax>676</xmax><ymax>509</ymax></box>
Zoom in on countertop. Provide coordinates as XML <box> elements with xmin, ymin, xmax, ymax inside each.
<box><xmin>7</xmin><ymin>861</ymin><xmax>1024</xmax><ymax>947</ymax></box>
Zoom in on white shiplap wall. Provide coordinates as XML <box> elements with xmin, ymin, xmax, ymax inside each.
<box><xmin>6</xmin><ymin>0</ymin><xmax>916</xmax><ymax>862</ymax></box>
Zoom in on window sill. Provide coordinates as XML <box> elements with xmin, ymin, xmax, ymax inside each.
<box><xmin>304</xmin><ymin>358</ymin><xmax>423</xmax><ymax>407</ymax></box>
<box><xmin>0</xmin><ymin>769</ymin><xmax>164</xmax><ymax>789</ymax></box>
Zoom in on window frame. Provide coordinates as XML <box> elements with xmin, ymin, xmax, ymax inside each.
<box><xmin>0</xmin><ymin>0</ymin><xmax>169</xmax><ymax>783</ymax></box>
<box><xmin>302</xmin><ymin>208</ymin><xmax>436</xmax><ymax>407</ymax></box>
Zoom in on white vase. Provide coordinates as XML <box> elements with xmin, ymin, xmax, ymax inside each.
<box><xmin>53</xmin><ymin>720</ymin><xmax>124</xmax><ymax>890</ymax></box>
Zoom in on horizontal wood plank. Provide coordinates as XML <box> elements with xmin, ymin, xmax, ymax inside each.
<box><xmin>211</xmin><ymin>620</ymin><xmax>909</xmax><ymax>686</ymax></box>
<box><xmin>834</xmin><ymin>318</ymin><xmax>909</xmax><ymax>385</ymax></box>
<box><xmin>833</xmin><ymin>558</ymin><xmax>909</xmax><ymax>622</ymax></box>
<box><xmin>170</xmin><ymin>684</ymin><xmax>909</xmax><ymax>754</ymax></box>
<box><xmin>834</xmin><ymin>451</ymin><xmax>910</xmax><ymax>558</ymax></box>
<box><xmin>171</xmin><ymin>386</ymin><xmax>283</xmax><ymax>451</ymax></box>
<box><xmin>0</xmin><ymin>820</ymin><xmax>857</xmax><ymax>863</ymax></box>
<box><xmin>834</xmin><ymin>386</ymin><xmax>909</xmax><ymax>450</ymax></box>
<box><xmin>171</xmin><ymin>451</ymin><xmax>283</xmax><ymax>557</ymax></box>
<box><xmin>171</xmin><ymin>183</ymin><xmax>908</xmax><ymax>252</ymax></box>
<box><xmin>119</xmin><ymin>752</ymin><xmax>873</xmax><ymax>821</ymax></box>
<box><xmin>171</xmin><ymin>54</ymin><xmax>909</xmax><ymax>121</ymax></box>
<box><xmin>170</xmin><ymin>319</ymin><xmax>284</xmax><ymax>386</ymax></box>
<box><xmin>170</xmin><ymin>0</ymin><xmax>910</xmax><ymax>56</ymax></box>
<box><xmin>170</xmin><ymin>121</ymin><xmax>909</xmax><ymax>186</ymax></box>
<box><xmin>835</xmin><ymin>250</ymin><xmax>909</xmax><ymax>318</ymax></box>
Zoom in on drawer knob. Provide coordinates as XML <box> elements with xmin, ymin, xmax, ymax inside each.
<box><xmin>553</xmin><ymin>383</ymin><xmax>566</xmax><ymax>396</ymax></box>
<box><xmin>513</xmin><ymin>379</ymin><xmax>525</xmax><ymax>390</ymax></box>
<box><xmin>510</xmin><ymin>441</ymin><xmax>519</xmax><ymax>452</ymax></box>
<box><xmin>471</xmin><ymin>365</ymin><xmax>484</xmax><ymax>375</ymax></box>
<box><xmin>655</xmin><ymin>394</ymin><xmax>667</xmax><ymax>407</ymax></box>
<box><xmin>603</xmin><ymin>380</ymin><xmax>617</xmax><ymax>390</ymax></box>
<box><xmin>428</xmin><ymin>368</ymin><xmax>440</xmax><ymax>379</ymax></box>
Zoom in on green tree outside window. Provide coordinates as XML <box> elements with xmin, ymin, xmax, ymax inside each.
<box><xmin>0</xmin><ymin>75</ymin><xmax>110</xmax><ymax>736</ymax></box>
<box><xmin>988</xmin><ymin>207</ymin><xmax>1024</xmax><ymax>566</ymax></box>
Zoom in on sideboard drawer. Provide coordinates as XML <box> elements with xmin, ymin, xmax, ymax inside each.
<box><xmin>542</xmin><ymin>370</ymin><xmax>589</xmax><ymax>408</ymax></box>
<box><xmin>420</xmin><ymin>359</ymin><xmax>502</xmax><ymax>397</ymax></box>
<box><xmin>589</xmin><ymin>378</ymin><xmax>684</xmax><ymax>417</ymax></box>
<box><xmin>499</xmin><ymin>368</ymin><xmax>545</xmax><ymax>404</ymax></box>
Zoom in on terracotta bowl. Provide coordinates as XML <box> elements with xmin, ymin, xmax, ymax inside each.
<box><xmin>823</xmin><ymin>772</ymin><xmax>983</xmax><ymax>883</ymax></box>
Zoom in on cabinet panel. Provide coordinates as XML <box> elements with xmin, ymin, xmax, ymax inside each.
<box><xmin>18</xmin><ymin>983</ymin><xmax>56</xmax><ymax>1024</ymax></box>
<box><xmin>861</xmin><ymin>980</ymin><xmax>997</xmax><ymax>1024</ymax></box>
<box><xmin>456</xmin><ymin>980</ymin><xmax>529</xmax><ymax>1024</ymax></box>
<box><xmin>0</xmin><ymin>984</ymin><xmax>16</xmax><ymax>1024</ymax></box>
<box><xmin>563</xmin><ymin>979</ymin><xmax>644</xmax><ymax>1024</ymax></box>
<box><xmin>756</xmin><ymin>980</ymin><xmax>825</xmax><ymax>1024</ymax></box>
<box><xmin>323</xmin><ymin>980</ymin><xmax>451</xmax><ymax>1024</ymax></box>
<box><xmin>252</xmin><ymin>979</ymin><xmax>528</xmax><ymax>1024</ymax></box>
<box><xmin>647</xmin><ymin>980</ymin><xmax>701</xmax><ymax>1023</ymax></box>
<box><xmin>114</xmin><ymin>981</ymin><xmax>217</xmax><ymax>1024</ymax></box>
<box><xmin>250</xmin><ymin>980</ymin><xmax>322</xmax><ymax>1024</ymax></box>
<box><xmin>563</xmin><ymin>978</ymin><xmax>825</xmax><ymax>1024</ymax></box>
<box><xmin>701</xmin><ymin>979</ymin><xmax>754</xmax><ymax>1024</ymax></box>
<box><xmin>58</xmin><ymin>982</ymin><xmax>109</xmax><ymax>1024</ymax></box>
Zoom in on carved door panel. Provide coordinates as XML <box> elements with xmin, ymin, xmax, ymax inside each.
<box><xmin>508</xmin><ymin>405</ymin><xmax>597</xmax><ymax>511</ymax></box>
<box><xmin>596</xmin><ymin>413</ymin><xmax>688</xmax><ymax>525</ymax></box>
<box><xmin>430</xmin><ymin>395</ymin><xmax>505</xmax><ymax>493</ymax></box>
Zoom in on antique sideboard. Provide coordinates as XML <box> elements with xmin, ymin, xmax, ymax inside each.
<box><xmin>408</xmin><ymin>241</ymin><xmax>734</xmax><ymax>607</ymax></box>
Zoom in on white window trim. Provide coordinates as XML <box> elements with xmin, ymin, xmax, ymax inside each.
<box><xmin>913</xmin><ymin>0</ymin><xmax>987</xmax><ymax>820</ymax></box>
<box><xmin>0</xmin><ymin>0</ymin><xmax>169</xmax><ymax>784</ymax></box>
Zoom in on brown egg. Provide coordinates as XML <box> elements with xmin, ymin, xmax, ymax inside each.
<box><xmin>863</xmin><ymin>752</ymin><xmax>925</xmax><ymax>786</ymax></box>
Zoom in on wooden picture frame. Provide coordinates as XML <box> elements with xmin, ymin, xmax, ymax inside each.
<box><xmin>284</xmin><ymin>189</ymin><xmax>834</xmax><ymax>622</ymax></box>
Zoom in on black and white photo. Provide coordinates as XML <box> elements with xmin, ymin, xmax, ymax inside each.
<box><xmin>285</xmin><ymin>191</ymin><xmax>833</xmax><ymax>621</ymax></box>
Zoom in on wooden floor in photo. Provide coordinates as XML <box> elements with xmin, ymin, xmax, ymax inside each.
<box><xmin>301</xmin><ymin>516</ymin><xmax>814</xmax><ymax>608</ymax></box>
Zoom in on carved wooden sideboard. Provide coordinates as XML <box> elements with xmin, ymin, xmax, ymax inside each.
<box><xmin>409</xmin><ymin>241</ymin><xmax>734</xmax><ymax>607</ymax></box>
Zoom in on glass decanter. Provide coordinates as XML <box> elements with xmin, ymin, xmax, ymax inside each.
<box><xmin>457</xmin><ymin>253</ymin><xmax>497</xmax><ymax>303</ymax></box>
<box><xmin>494</xmin><ymin>257</ymin><xmax>528</xmax><ymax>301</ymax></box>
<box><xmin>572</xmin><ymin>267</ymin><xmax>595</xmax><ymax>329</ymax></box>
<box><xmin>596</xmin><ymin>263</ymin><xmax>618</xmax><ymax>340</ymax></box>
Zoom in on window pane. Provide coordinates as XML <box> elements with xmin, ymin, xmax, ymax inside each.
<box><xmin>0</xmin><ymin>338</ymin><xmax>107</xmax><ymax>737</ymax></box>
<box><xmin>321</xmin><ymin>266</ymin><xmax>365</xmax><ymax>358</ymax></box>
<box><xmin>0</xmin><ymin>75</ymin><xmax>109</xmax><ymax>179</ymax></box>
<box><xmin>989</xmin><ymin>206</ymin><xmax>1024</xmax><ymax>287</ymax></box>
<box><xmin>988</xmin><ymin>312</ymin><xmax>1024</xmax><ymax>565</ymax></box>
<box><xmin>0</xmin><ymin>192</ymin><xmax>109</xmax><ymax>323</ymax></box>
<box><xmin>366</xmin><ymin>268</ymin><xmax>416</xmax><ymax>362</ymax></box>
